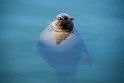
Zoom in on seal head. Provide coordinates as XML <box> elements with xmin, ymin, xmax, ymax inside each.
<box><xmin>51</xmin><ymin>13</ymin><xmax>74</xmax><ymax>45</ymax></box>
<box><xmin>52</xmin><ymin>13</ymin><xmax>74</xmax><ymax>32</ymax></box>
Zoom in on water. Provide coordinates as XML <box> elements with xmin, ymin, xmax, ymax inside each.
<box><xmin>0</xmin><ymin>0</ymin><xmax>124</xmax><ymax>83</ymax></box>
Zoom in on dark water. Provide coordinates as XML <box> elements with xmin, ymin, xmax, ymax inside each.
<box><xmin>0</xmin><ymin>0</ymin><xmax>124</xmax><ymax>83</ymax></box>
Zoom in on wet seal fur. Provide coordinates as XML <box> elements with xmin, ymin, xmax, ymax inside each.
<box><xmin>51</xmin><ymin>13</ymin><xmax>74</xmax><ymax>45</ymax></box>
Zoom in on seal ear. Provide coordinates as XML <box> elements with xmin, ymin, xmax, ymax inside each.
<box><xmin>52</xmin><ymin>18</ymin><xmax>56</xmax><ymax>21</ymax></box>
<box><xmin>71</xmin><ymin>18</ymin><xmax>74</xmax><ymax>20</ymax></box>
<box><xmin>52</xmin><ymin>19</ymin><xmax>55</xmax><ymax>21</ymax></box>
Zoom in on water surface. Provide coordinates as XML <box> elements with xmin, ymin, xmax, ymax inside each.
<box><xmin>0</xmin><ymin>0</ymin><xmax>124</xmax><ymax>83</ymax></box>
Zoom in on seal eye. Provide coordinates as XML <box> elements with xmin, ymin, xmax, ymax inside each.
<box><xmin>64</xmin><ymin>16</ymin><xmax>68</xmax><ymax>20</ymax></box>
<box><xmin>58</xmin><ymin>17</ymin><xmax>62</xmax><ymax>20</ymax></box>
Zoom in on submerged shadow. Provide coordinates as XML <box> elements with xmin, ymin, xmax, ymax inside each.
<box><xmin>37</xmin><ymin>39</ymin><xmax>88</xmax><ymax>83</ymax></box>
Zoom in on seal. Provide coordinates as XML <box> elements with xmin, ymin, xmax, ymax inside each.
<box><xmin>51</xmin><ymin>13</ymin><xmax>74</xmax><ymax>45</ymax></box>
<box><xmin>38</xmin><ymin>13</ymin><xmax>91</xmax><ymax>83</ymax></box>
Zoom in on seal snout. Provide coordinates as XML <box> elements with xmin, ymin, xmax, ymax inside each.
<box><xmin>57</xmin><ymin>16</ymin><xmax>67</xmax><ymax>27</ymax></box>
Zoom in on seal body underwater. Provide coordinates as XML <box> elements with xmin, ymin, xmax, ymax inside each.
<box><xmin>38</xmin><ymin>13</ymin><xmax>90</xmax><ymax>83</ymax></box>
